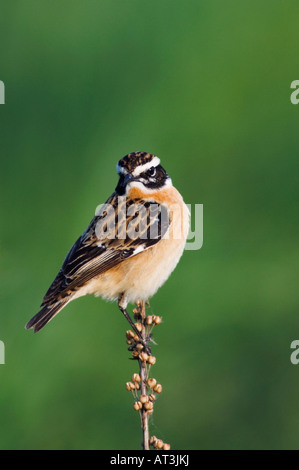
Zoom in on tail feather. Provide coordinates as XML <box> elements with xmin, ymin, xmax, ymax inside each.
<box><xmin>25</xmin><ymin>301</ymin><xmax>68</xmax><ymax>333</ymax></box>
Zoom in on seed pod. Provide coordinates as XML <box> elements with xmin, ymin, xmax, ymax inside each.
<box><xmin>133</xmin><ymin>402</ymin><xmax>140</xmax><ymax>411</ymax></box>
<box><xmin>146</xmin><ymin>315</ymin><xmax>153</xmax><ymax>325</ymax></box>
<box><xmin>147</xmin><ymin>378</ymin><xmax>157</xmax><ymax>389</ymax></box>
<box><xmin>126</xmin><ymin>330</ymin><xmax>135</xmax><ymax>340</ymax></box>
<box><xmin>148</xmin><ymin>355</ymin><xmax>156</xmax><ymax>365</ymax></box>
<box><xmin>163</xmin><ymin>443</ymin><xmax>171</xmax><ymax>451</ymax></box>
<box><xmin>144</xmin><ymin>401</ymin><xmax>153</xmax><ymax>410</ymax></box>
<box><xmin>140</xmin><ymin>394</ymin><xmax>148</xmax><ymax>404</ymax></box>
<box><xmin>139</xmin><ymin>351</ymin><xmax>149</xmax><ymax>362</ymax></box>
<box><xmin>132</xmin><ymin>350</ymin><xmax>139</xmax><ymax>358</ymax></box>
<box><xmin>129</xmin><ymin>381</ymin><xmax>136</xmax><ymax>390</ymax></box>
<box><xmin>135</xmin><ymin>342</ymin><xmax>144</xmax><ymax>351</ymax></box>
<box><xmin>154</xmin><ymin>383</ymin><xmax>162</xmax><ymax>393</ymax></box>
<box><xmin>153</xmin><ymin>315</ymin><xmax>162</xmax><ymax>325</ymax></box>
<box><xmin>149</xmin><ymin>393</ymin><xmax>156</xmax><ymax>402</ymax></box>
<box><xmin>135</xmin><ymin>322</ymin><xmax>143</xmax><ymax>332</ymax></box>
<box><xmin>126</xmin><ymin>382</ymin><xmax>131</xmax><ymax>391</ymax></box>
<box><xmin>132</xmin><ymin>373</ymin><xmax>141</xmax><ymax>383</ymax></box>
<box><xmin>150</xmin><ymin>436</ymin><xmax>157</xmax><ymax>445</ymax></box>
<box><xmin>156</xmin><ymin>439</ymin><xmax>164</xmax><ymax>449</ymax></box>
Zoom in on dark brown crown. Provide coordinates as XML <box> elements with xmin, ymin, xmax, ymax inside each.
<box><xmin>117</xmin><ymin>152</ymin><xmax>157</xmax><ymax>174</ymax></box>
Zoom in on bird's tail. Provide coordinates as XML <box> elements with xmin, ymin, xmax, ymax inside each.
<box><xmin>25</xmin><ymin>301</ymin><xmax>69</xmax><ymax>333</ymax></box>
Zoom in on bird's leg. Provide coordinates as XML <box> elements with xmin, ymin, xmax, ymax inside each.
<box><xmin>118</xmin><ymin>295</ymin><xmax>151</xmax><ymax>354</ymax></box>
<box><xmin>119</xmin><ymin>304</ymin><xmax>142</xmax><ymax>338</ymax></box>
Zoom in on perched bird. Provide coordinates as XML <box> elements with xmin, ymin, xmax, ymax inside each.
<box><xmin>26</xmin><ymin>152</ymin><xmax>189</xmax><ymax>342</ymax></box>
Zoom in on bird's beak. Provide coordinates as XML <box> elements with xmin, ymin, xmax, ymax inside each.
<box><xmin>115</xmin><ymin>173</ymin><xmax>139</xmax><ymax>195</ymax></box>
<box><xmin>123</xmin><ymin>174</ymin><xmax>139</xmax><ymax>185</ymax></box>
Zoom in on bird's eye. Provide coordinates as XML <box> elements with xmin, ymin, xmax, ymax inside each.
<box><xmin>147</xmin><ymin>166</ymin><xmax>156</xmax><ymax>177</ymax></box>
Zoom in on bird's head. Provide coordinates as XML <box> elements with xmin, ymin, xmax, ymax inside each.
<box><xmin>115</xmin><ymin>152</ymin><xmax>172</xmax><ymax>195</ymax></box>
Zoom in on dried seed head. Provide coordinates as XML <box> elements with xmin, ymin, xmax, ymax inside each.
<box><xmin>135</xmin><ymin>342</ymin><xmax>144</xmax><ymax>351</ymax></box>
<box><xmin>126</xmin><ymin>330</ymin><xmax>135</xmax><ymax>340</ymax></box>
<box><xmin>139</xmin><ymin>351</ymin><xmax>149</xmax><ymax>362</ymax></box>
<box><xmin>132</xmin><ymin>373</ymin><xmax>141</xmax><ymax>383</ymax></box>
<box><xmin>126</xmin><ymin>382</ymin><xmax>131</xmax><ymax>391</ymax></box>
<box><xmin>135</xmin><ymin>322</ymin><xmax>143</xmax><ymax>332</ymax></box>
<box><xmin>148</xmin><ymin>355</ymin><xmax>156</xmax><ymax>365</ymax></box>
<box><xmin>147</xmin><ymin>378</ymin><xmax>157</xmax><ymax>389</ymax></box>
<box><xmin>156</xmin><ymin>439</ymin><xmax>164</xmax><ymax>449</ymax></box>
<box><xmin>154</xmin><ymin>383</ymin><xmax>162</xmax><ymax>393</ymax></box>
<box><xmin>146</xmin><ymin>315</ymin><xmax>153</xmax><ymax>325</ymax></box>
<box><xmin>144</xmin><ymin>401</ymin><xmax>154</xmax><ymax>410</ymax></box>
<box><xmin>150</xmin><ymin>436</ymin><xmax>157</xmax><ymax>445</ymax></box>
<box><xmin>163</xmin><ymin>443</ymin><xmax>171</xmax><ymax>451</ymax></box>
<box><xmin>153</xmin><ymin>315</ymin><xmax>162</xmax><ymax>325</ymax></box>
<box><xmin>132</xmin><ymin>350</ymin><xmax>139</xmax><ymax>358</ymax></box>
<box><xmin>140</xmin><ymin>394</ymin><xmax>148</xmax><ymax>404</ymax></box>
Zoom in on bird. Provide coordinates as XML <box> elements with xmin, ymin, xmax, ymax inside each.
<box><xmin>25</xmin><ymin>152</ymin><xmax>190</xmax><ymax>345</ymax></box>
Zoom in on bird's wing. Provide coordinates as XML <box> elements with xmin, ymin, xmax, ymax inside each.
<box><xmin>42</xmin><ymin>193</ymin><xmax>171</xmax><ymax>305</ymax></box>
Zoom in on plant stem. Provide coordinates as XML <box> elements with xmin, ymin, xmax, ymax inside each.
<box><xmin>139</xmin><ymin>300</ymin><xmax>150</xmax><ymax>450</ymax></box>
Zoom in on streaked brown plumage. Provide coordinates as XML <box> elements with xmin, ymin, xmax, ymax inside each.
<box><xmin>26</xmin><ymin>152</ymin><xmax>189</xmax><ymax>335</ymax></box>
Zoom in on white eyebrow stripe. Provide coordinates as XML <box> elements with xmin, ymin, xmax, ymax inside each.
<box><xmin>132</xmin><ymin>156</ymin><xmax>160</xmax><ymax>176</ymax></box>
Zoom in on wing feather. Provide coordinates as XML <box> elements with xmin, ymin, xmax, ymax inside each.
<box><xmin>42</xmin><ymin>193</ymin><xmax>171</xmax><ymax>305</ymax></box>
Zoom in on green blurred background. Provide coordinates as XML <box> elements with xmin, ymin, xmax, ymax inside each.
<box><xmin>0</xmin><ymin>0</ymin><xmax>299</xmax><ymax>450</ymax></box>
